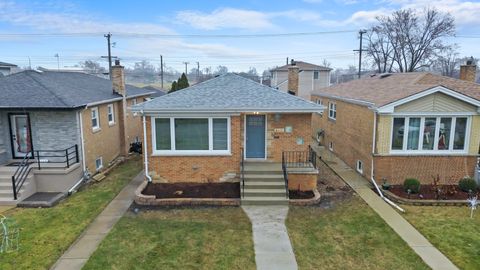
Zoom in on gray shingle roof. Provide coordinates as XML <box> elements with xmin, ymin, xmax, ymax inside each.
<box><xmin>133</xmin><ymin>73</ymin><xmax>324</xmax><ymax>113</ymax></box>
<box><xmin>0</xmin><ymin>61</ymin><xmax>17</xmax><ymax>67</ymax></box>
<box><xmin>0</xmin><ymin>70</ymin><xmax>154</xmax><ymax>109</ymax></box>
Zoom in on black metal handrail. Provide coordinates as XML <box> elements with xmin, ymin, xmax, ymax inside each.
<box><xmin>240</xmin><ymin>147</ymin><xmax>245</xmax><ymax>198</ymax></box>
<box><xmin>281</xmin><ymin>152</ymin><xmax>289</xmax><ymax>199</ymax></box>
<box><xmin>35</xmin><ymin>144</ymin><xmax>79</xmax><ymax>170</ymax></box>
<box><xmin>282</xmin><ymin>146</ymin><xmax>317</xmax><ymax>169</ymax></box>
<box><xmin>11</xmin><ymin>151</ymin><xmax>34</xmax><ymax>200</ymax></box>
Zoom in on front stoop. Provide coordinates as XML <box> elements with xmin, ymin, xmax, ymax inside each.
<box><xmin>241</xmin><ymin>162</ymin><xmax>288</xmax><ymax>206</ymax></box>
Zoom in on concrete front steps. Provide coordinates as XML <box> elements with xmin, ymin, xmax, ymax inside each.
<box><xmin>0</xmin><ymin>166</ymin><xmax>35</xmax><ymax>205</ymax></box>
<box><xmin>241</xmin><ymin>162</ymin><xmax>288</xmax><ymax>206</ymax></box>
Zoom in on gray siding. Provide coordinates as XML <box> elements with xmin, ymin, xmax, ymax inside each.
<box><xmin>271</xmin><ymin>70</ymin><xmax>330</xmax><ymax>100</ymax></box>
<box><xmin>0</xmin><ymin>110</ymin><xmax>83</xmax><ymax>164</ymax></box>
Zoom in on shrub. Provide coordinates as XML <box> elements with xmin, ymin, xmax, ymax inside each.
<box><xmin>458</xmin><ymin>177</ymin><xmax>477</xmax><ymax>193</ymax></box>
<box><xmin>403</xmin><ymin>178</ymin><xmax>421</xmax><ymax>194</ymax></box>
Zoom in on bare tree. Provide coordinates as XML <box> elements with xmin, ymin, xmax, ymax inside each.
<box><xmin>432</xmin><ymin>45</ymin><xmax>460</xmax><ymax>77</ymax></box>
<box><xmin>79</xmin><ymin>60</ymin><xmax>107</xmax><ymax>74</ymax></box>
<box><xmin>367</xmin><ymin>8</ymin><xmax>455</xmax><ymax>73</ymax></box>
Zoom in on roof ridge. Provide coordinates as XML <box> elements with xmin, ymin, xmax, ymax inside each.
<box><xmin>24</xmin><ymin>71</ymin><xmax>72</xmax><ymax>107</ymax></box>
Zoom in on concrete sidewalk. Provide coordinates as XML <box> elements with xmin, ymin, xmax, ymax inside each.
<box><xmin>315</xmin><ymin>148</ymin><xmax>458</xmax><ymax>270</ymax></box>
<box><xmin>50</xmin><ymin>171</ymin><xmax>144</xmax><ymax>270</ymax></box>
<box><xmin>242</xmin><ymin>206</ymin><xmax>298</xmax><ymax>270</ymax></box>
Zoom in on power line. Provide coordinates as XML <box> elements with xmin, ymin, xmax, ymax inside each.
<box><xmin>0</xmin><ymin>30</ymin><xmax>357</xmax><ymax>39</ymax></box>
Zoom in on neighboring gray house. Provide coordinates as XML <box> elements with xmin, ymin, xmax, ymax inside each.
<box><xmin>0</xmin><ymin>61</ymin><xmax>18</xmax><ymax>76</ymax></box>
<box><xmin>0</xmin><ymin>68</ymin><xmax>153</xmax><ymax>205</ymax></box>
<box><xmin>271</xmin><ymin>60</ymin><xmax>332</xmax><ymax>100</ymax></box>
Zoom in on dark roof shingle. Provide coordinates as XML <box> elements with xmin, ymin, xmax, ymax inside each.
<box><xmin>272</xmin><ymin>61</ymin><xmax>332</xmax><ymax>72</ymax></box>
<box><xmin>0</xmin><ymin>70</ymin><xmax>153</xmax><ymax>108</ymax></box>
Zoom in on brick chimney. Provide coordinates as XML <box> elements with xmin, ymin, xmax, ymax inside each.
<box><xmin>288</xmin><ymin>59</ymin><xmax>299</xmax><ymax>95</ymax></box>
<box><xmin>111</xmin><ymin>59</ymin><xmax>129</xmax><ymax>156</ymax></box>
<box><xmin>459</xmin><ymin>57</ymin><xmax>477</xmax><ymax>83</ymax></box>
<box><xmin>112</xmin><ymin>59</ymin><xmax>126</xmax><ymax>96</ymax></box>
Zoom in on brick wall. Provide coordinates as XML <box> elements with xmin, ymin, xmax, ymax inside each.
<box><xmin>311</xmin><ymin>96</ymin><xmax>375</xmax><ymax>179</ymax></box>
<box><xmin>147</xmin><ymin>116</ymin><xmax>242</xmax><ymax>183</ymax></box>
<box><xmin>82</xmin><ymin>102</ymin><xmax>123</xmax><ymax>172</ymax></box>
<box><xmin>374</xmin><ymin>155</ymin><xmax>477</xmax><ymax>185</ymax></box>
<box><xmin>146</xmin><ymin>113</ymin><xmax>313</xmax><ymax>183</ymax></box>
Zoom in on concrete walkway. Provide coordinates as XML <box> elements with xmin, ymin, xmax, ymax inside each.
<box><xmin>50</xmin><ymin>172</ymin><xmax>144</xmax><ymax>270</ymax></box>
<box><xmin>316</xmin><ymin>148</ymin><xmax>458</xmax><ymax>270</ymax></box>
<box><xmin>242</xmin><ymin>206</ymin><xmax>298</xmax><ymax>270</ymax></box>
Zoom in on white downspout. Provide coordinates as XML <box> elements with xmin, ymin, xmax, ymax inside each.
<box><xmin>142</xmin><ymin>113</ymin><xmax>152</xmax><ymax>182</ymax></box>
<box><xmin>78</xmin><ymin>109</ymin><xmax>87</xmax><ymax>172</ymax></box>
<box><xmin>370</xmin><ymin>112</ymin><xmax>405</xmax><ymax>212</ymax></box>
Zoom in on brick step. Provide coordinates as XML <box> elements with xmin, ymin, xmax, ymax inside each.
<box><xmin>241</xmin><ymin>197</ymin><xmax>289</xmax><ymax>206</ymax></box>
<box><xmin>242</xmin><ymin>188</ymin><xmax>287</xmax><ymax>197</ymax></box>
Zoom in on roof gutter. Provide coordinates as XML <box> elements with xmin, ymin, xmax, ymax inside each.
<box><xmin>85</xmin><ymin>92</ymin><xmax>154</xmax><ymax>108</ymax></box>
<box><xmin>132</xmin><ymin>107</ymin><xmax>325</xmax><ymax>114</ymax></box>
<box><xmin>312</xmin><ymin>93</ymin><xmax>377</xmax><ymax>109</ymax></box>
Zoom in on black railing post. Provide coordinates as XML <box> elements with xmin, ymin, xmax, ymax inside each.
<box><xmin>66</xmin><ymin>149</ymin><xmax>70</xmax><ymax>168</ymax></box>
<box><xmin>75</xmin><ymin>144</ymin><xmax>79</xmax><ymax>163</ymax></box>
<box><xmin>11</xmin><ymin>176</ymin><xmax>17</xmax><ymax>200</ymax></box>
<box><xmin>36</xmin><ymin>150</ymin><xmax>41</xmax><ymax>170</ymax></box>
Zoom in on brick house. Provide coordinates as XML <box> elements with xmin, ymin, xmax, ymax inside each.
<box><xmin>0</xmin><ymin>60</ymin><xmax>153</xmax><ymax>204</ymax></box>
<box><xmin>271</xmin><ymin>60</ymin><xmax>331</xmax><ymax>100</ymax></box>
<box><xmin>311</xmin><ymin>62</ymin><xmax>480</xmax><ymax>185</ymax></box>
<box><xmin>132</xmin><ymin>73</ymin><xmax>324</xmax><ymax>205</ymax></box>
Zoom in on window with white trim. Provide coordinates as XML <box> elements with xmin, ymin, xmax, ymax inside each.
<box><xmin>356</xmin><ymin>160</ymin><xmax>363</xmax><ymax>174</ymax></box>
<box><xmin>95</xmin><ymin>157</ymin><xmax>103</xmax><ymax>171</ymax></box>
<box><xmin>107</xmin><ymin>104</ymin><xmax>115</xmax><ymax>125</ymax></box>
<box><xmin>328</xmin><ymin>141</ymin><xmax>334</xmax><ymax>151</ymax></box>
<box><xmin>131</xmin><ymin>98</ymin><xmax>137</xmax><ymax>105</ymax></box>
<box><xmin>391</xmin><ymin>116</ymin><xmax>469</xmax><ymax>153</ymax></box>
<box><xmin>91</xmin><ymin>107</ymin><xmax>99</xmax><ymax>130</ymax></box>
<box><xmin>313</xmin><ymin>71</ymin><xmax>319</xmax><ymax>79</ymax></box>
<box><xmin>316</xmin><ymin>99</ymin><xmax>323</xmax><ymax>105</ymax></box>
<box><xmin>328</xmin><ymin>102</ymin><xmax>336</xmax><ymax>120</ymax></box>
<box><xmin>153</xmin><ymin>117</ymin><xmax>230</xmax><ymax>155</ymax></box>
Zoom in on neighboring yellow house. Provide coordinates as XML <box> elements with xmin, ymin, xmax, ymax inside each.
<box><xmin>311</xmin><ymin>62</ymin><xmax>480</xmax><ymax>185</ymax></box>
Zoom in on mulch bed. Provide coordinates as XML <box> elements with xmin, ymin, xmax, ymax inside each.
<box><xmin>289</xmin><ymin>190</ymin><xmax>315</xmax><ymax>199</ymax></box>
<box><xmin>143</xmin><ymin>182</ymin><xmax>240</xmax><ymax>199</ymax></box>
<box><xmin>387</xmin><ymin>185</ymin><xmax>475</xmax><ymax>200</ymax></box>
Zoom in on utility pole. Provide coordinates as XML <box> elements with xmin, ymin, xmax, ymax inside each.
<box><xmin>54</xmin><ymin>53</ymin><xmax>60</xmax><ymax>70</ymax></box>
<box><xmin>160</xmin><ymin>55</ymin><xmax>164</xmax><ymax>89</ymax></box>
<box><xmin>196</xmin><ymin>61</ymin><xmax>200</xmax><ymax>82</ymax></box>
<box><xmin>104</xmin><ymin>32</ymin><xmax>113</xmax><ymax>79</ymax></box>
<box><xmin>353</xmin><ymin>29</ymin><xmax>367</xmax><ymax>79</ymax></box>
<box><xmin>183</xmin><ymin>62</ymin><xmax>189</xmax><ymax>75</ymax></box>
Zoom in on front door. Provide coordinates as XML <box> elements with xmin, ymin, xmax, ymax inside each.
<box><xmin>9</xmin><ymin>114</ymin><xmax>32</xmax><ymax>158</ymax></box>
<box><xmin>245</xmin><ymin>115</ymin><xmax>266</xmax><ymax>158</ymax></box>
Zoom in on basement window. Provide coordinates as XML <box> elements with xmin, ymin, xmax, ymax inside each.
<box><xmin>328</xmin><ymin>141</ymin><xmax>334</xmax><ymax>151</ymax></box>
<box><xmin>356</xmin><ymin>160</ymin><xmax>363</xmax><ymax>174</ymax></box>
<box><xmin>95</xmin><ymin>157</ymin><xmax>103</xmax><ymax>171</ymax></box>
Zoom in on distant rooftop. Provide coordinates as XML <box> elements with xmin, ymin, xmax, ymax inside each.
<box><xmin>0</xmin><ymin>70</ymin><xmax>154</xmax><ymax>109</ymax></box>
<box><xmin>311</xmin><ymin>72</ymin><xmax>480</xmax><ymax>107</ymax></box>
<box><xmin>272</xmin><ymin>61</ymin><xmax>332</xmax><ymax>72</ymax></box>
<box><xmin>0</xmin><ymin>61</ymin><xmax>17</xmax><ymax>67</ymax></box>
<box><xmin>133</xmin><ymin>73</ymin><xmax>324</xmax><ymax>113</ymax></box>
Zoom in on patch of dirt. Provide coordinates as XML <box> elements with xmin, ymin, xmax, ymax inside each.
<box><xmin>289</xmin><ymin>190</ymin><xmax>315</xmax><ymax>199</ymax></box>
<box><xmin>388</xmin><ymin>185</ymin><xmax>476</xmax><ymax>200</ymax></box>
<box><xmin>143</xmin><ymin>182</ymin><xmax>240</xmax><ymax>199</ymax></box>
<box><xmin>316</xmin><ymin>159</ymin><xmax>354</xmax><ymax>207</ymax></box>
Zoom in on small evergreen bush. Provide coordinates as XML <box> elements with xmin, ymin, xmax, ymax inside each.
<box><xmin>403</xmin><ymin>178</ymin><xmax>421</xmax><ymax>194</ymax></box>
<box><xmin>458</xmin><ymin>177</ymin><xmax>477</xmax><ymax>192</ymax></box>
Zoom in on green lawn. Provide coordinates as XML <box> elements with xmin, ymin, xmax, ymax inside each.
<box><xmin>287</xmin><ymin>195</ymin><xmax>429</xmax><ymax>270</ymax></box>
<box><xmin>83</xmin><ymin>207</ymin><xmax>255</xmax><ymax>270</ymax></box>
<box><xmin>0</xmin><ymin>156</ymin><xmax>142</xmax><ymax>270</ymax></box>
<box><xmin>402</xmin><ymin>205</ymin><xmax>480</xmax><ymax>270</ymax></box>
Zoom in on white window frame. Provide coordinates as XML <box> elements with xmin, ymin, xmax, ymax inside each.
<box><xmin>356</xmin><ymin>160</ymin><xmax>363</xmax><ymax>174</ymax></box>
<box><xmin>328</xmin><ymin>141</ymin><xmax>334</xmax><ymax>151</ymax></box>
<box><xmin>316</xmin><ymin>99</ymin><xmax>323</xmax><ymax>105</ymax></box>
<box><xmin>95</xmin><ymin>157</ymin><xmax>103</xmax><ymax>171</ymax></box>
<box><xmin>91</xmin><ymin>107</ymin><xmax>100</xmax><ymax>131</ymax></box>
<box><xmin>390</xmin><ymin>115</ymin><xmax>471</xmax><ymax>155</ymax></box>
<box><xmin>131</xmin><ymin>98</ymin><xmax>137</xmax><ymax>105</ymax></box>
<box><xmin>107</xmin><ymin>104</ymin><xmax>115</xmax><ymax>125</ymax></box>
<box><xmin>151</xmin><ymin>116</ymin><xmax>231</xmax><ymax>156</ymax></box>
<box><xmin>313</xmin><ymin>71</ymin><xmax>319</xmax><ymax>80</ymax></box>
<box><xmin>328</xmin><ymin>102</ymin><xmax>336</xmax><ymax>120</ymax></box>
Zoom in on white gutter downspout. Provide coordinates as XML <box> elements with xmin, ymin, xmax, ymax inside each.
<box><xmin>370</xmin><ymin>112</ymin><xmax>405</xmax><ymax>212</ymax></box>
<box><xmin>142</xmin><ymin>113</ymin><xmax>152</xmax><ymax>182</ymax></box>
<box><xmin>69</xmin><ymin>109</ymin><xmax>88</xmax><ymax>195</ymax></box>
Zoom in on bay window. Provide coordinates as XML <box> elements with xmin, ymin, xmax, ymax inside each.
<box><xmin>391</xmin><ymin>116</ymin><xmax>469</xmax><ymax>153</ymax></box>
<box><xmin>153</xmin><ymin>117</ymin><xmax>230</xmax><ymax>154</ymax></box>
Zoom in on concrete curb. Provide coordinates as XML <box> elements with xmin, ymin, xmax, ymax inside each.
<box><xmin>289</xmin><ymin>188</ymin><xmax>321</xmax><ymax>206</ymax></box>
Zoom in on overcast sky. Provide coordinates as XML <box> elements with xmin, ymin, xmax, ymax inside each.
<box><xmin>1</xmin><ymin>0</ymin><xmax>479</xmax><ymax>73</ymax></box>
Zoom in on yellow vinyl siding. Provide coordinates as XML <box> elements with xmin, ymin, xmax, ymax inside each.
<box><xmin>376</xmin><ymin>115</ymin><xmax>392</xmax><ymax>155</ymax></box>
<box><xmin>468</xmin><ymin>115</ymin><xmax>480</xmax><ymax>155</ymax></box>
<box><xmin>395</xmin><ymin>93</ymin><xmax>477</xmax><ymax>113</ymax></box>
